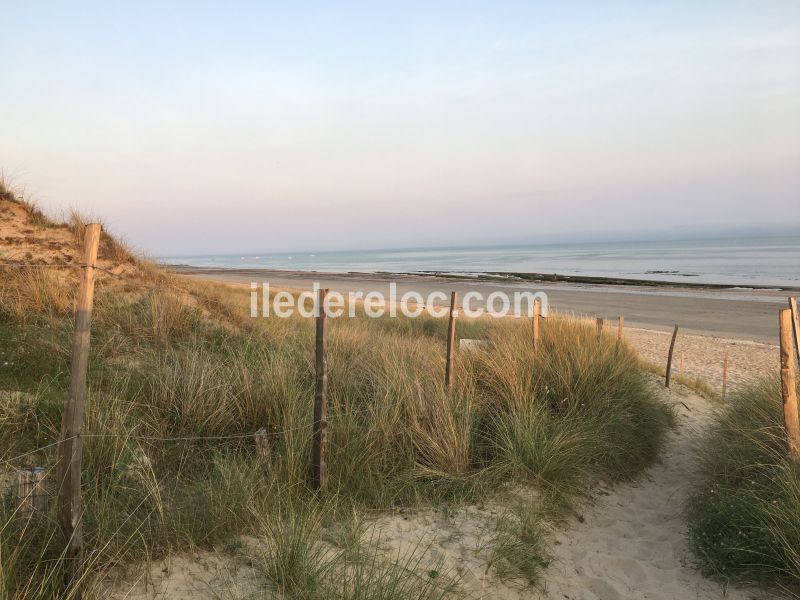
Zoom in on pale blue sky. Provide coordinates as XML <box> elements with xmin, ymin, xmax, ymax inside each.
<box><xmin>1</xmin><ymin>1</ymin><xmax>799</xmax><ymax>255</ymax></box>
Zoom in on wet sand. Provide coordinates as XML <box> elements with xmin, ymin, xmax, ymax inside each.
<box><xmin>172</xmin><ymin>267</ymin><xmax>793</xmax><ymax>343</ymax></box>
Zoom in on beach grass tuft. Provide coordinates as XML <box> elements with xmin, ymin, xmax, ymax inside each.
<box><xmin>688</xmin><ymin>377</ymin><xmax>800</xmax><ymax>591</ymax></box>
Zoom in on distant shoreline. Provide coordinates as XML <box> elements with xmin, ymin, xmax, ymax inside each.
<box><xmin>165</xmin><ymin>264</ymin><xmax>800</xmax><ymax>292</ymax></box>
<box><xmin>168</xmin><ymin>266</ymin><xmax>796</xmax><ymax>342</ymax></box>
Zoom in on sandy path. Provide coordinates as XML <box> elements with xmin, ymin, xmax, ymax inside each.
<box><xmin>541</xmin><ymin>385</ymin><xmax>776</xmax><ymax>600</ymax></box>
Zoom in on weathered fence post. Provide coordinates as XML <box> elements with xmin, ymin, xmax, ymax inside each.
<box><xmin>790</xmin><ymin>297</ymin><xmax>800</xmax><ymax>365</ymax></box>
<box><xmin>596</xmin><ymin>317</ymin><xmax>603</xmax><ymax>340</ymax></box>
<box><xmin>665</xmin><ymin>324</ymin><xmax>679</xmax><ymax>388</ymax></box>
<box><xmin>311</xmin><ymin>288</ymin><xmax>329</xmax><ymax>491</ymax></box>
<box><xmin>616</xmin><ymin>315</ymin><xmax>624</xmax><ymax>347</ymax></box>
<box><xmin>445</xmin><ymin>291</ymin><xmax>458</xmax><ymax>388</ymax></box>
<box><xmin>56</xmin><ymin>223</ymin><xmax>100</xmax><ymax>597</ymax></box>
<box><xmin>779</xmin><ymin>309</ymin><xmax>800</xmax><ymax>459</ymax></box>
<box><xmin>532</xmin><ymin>298</ymin><xmax>540</xmax><ymax>351</ymax></box>
<box><xmin>254</xmin><ymin>427</ymin><xmax>270</xmax><ymax>461</ymax></box>
<box><xmin>722</xmin><ymin>351</ymin><xmax>729</xmax><ymax>402</ymax></box>
<box><xmin>17</xmin><ymin>467</ymin><xmax>47</xmax><ymax>515</ymax></box>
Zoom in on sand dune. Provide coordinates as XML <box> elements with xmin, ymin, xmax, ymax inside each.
<box><xmin>100</xmin><ymin>380</ymin><xmax>782</xmax><ymax>600</ymax></box>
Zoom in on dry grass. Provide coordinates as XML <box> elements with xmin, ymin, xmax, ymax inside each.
<box><xmin>0</xmin><ymin>214</ymin><xmax>673</xmax><ymax>598</ymax></box>
<box><xmin>0</xmin><ymin>178</ymin><xmax>56</xmax><ymax>228</ymax></box>
<box><xmin>0</xmin><ymin>266</ymin><xmax>74</xmax><ymax>321</ymax></box>
<box><xmin>68</xmin><ymin>210</ymin><xmax>139</xmax><ymax>266</ymax></box>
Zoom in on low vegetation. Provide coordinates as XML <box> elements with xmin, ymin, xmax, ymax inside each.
<box><xmin>0</xmin><ymin>190</ymin><xmax>673</xmax><ymax>598</ymax></box>
<box><xmin>688</xmin><ymin>378</ymin><xmax>800</xmax><ymax>593</ymax></box>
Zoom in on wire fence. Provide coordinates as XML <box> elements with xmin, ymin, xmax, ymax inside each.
<box><xmin>1</xmin><ymin>253</ymin><xmax>293</xmax><ymax>512</ymax></box>
<box><xmin>3</xmin><ymin>253</ymin><xmax>573</xmax><ymax>511</ymax></box>
<box><xmin>0</xmin><ymin>390</ymin><xmax>389</xmax><ymax>467</ymax></box>
<box><xmin>1</xmin><ymin>256</ymin><xmax>419</xmax><ymax>515</ymax></box>
<box><xmin>0</xmin><ymin>424</ymin><xmax>316</xmax><ymax>501</ymax></box>
<box><xmin>7</xmin><ymin>254</ymin><xmax>786</xmax><ymax>545</ymax></box>
<box><xmin>1</xmin><ymin>428</ymin><xmax>303</xmax><ymax>468</ymax></box>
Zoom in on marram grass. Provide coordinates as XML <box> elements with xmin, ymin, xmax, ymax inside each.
<box><xmin>0</xmin><ymin>261</ymin><xmax>672</xmax><ymax>598</ymax></box>
<box><xmin>688</xmin><ymin>377</ymin><xmax>800</xmax><ymax>592</ymax></box>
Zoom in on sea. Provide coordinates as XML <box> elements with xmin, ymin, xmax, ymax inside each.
<box><xmin>163</xmin><ymin>235</ymin><xmax>800</xmax><ymax>288</ymax></box>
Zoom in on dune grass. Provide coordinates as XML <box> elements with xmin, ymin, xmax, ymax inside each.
<box><xmin>0</xmin><ymin>178</ymin><xmax>55</xmax><ymax>229</ymax></box>
<box><xmin>688</xmin><ymin>377</ymin><xmax>800</xmax><ymax>592</ymax></box>
<box><xmin>0</xmin><ymin>257</ymin><xmax>673</xmax><ymax>598</ymax></box>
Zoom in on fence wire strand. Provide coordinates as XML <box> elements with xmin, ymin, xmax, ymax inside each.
<box><xmin>0</xmin><ymin>414</ymin><xmax>333</xmax><ymax>470</ymax></box>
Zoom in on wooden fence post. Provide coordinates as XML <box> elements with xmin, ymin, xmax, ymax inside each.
<box><xmin>665</xmin><ymin>324</ymin><xmax>679</xmax><ymax>388</ymax></box>
<box><xmin>616</xmin><ymin>316</ymin><xmax>624</xmax><ymax>347</ymax></box>
<box><xmin>254</xmin><ymin>427</ymin><xmax>270</xmax><ymax>461</ymax></box>
<box><xmin>596</xmin><ymin>317</ymin><xmax>603</xmax><ymax>340</ymax></box>
<box><xmin>17</xmin><ymin>468</ymin><xmax>48</xmax><ymax>515</ymax></box>
<box><xmin>532</xmin><ymin>299</ymin><xmax>540</xmax><ymax>351</ymax></box>
<box><xmin>790</xmin><ymin>297</ymin><xmax>800</xmax><ymax>366</ymax></box>
<box><xmin>445</xmin><ymin>291</ymin><xmax>458</xmax><ymax>388</ymax></box>
<box><xmin>311</xmin><ymin>288</ymin><xmax>329</xmax><ymax>491</ymax></box>
<box><xmin>779</xmin><ymin>309</ymin><xmax>800</xmax><ymax>458</ymax></box>
<box><xmin>56</xmin><ymin>223</ymin><xmax>100</xmax><ymax>597</ymax></box>
<box><xmin>722</xmin><ymin>351</ymin><xmax>729</xmax><ymax>402</ymax></box>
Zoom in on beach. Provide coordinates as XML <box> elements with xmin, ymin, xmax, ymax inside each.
<box><xmin>172</xmin><ymin>267</ymin><xmax>791</xmax><ymax>343</ymax></box>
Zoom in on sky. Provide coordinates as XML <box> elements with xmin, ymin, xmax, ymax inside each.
<box><xmin>1</xmin><ymin>1</ymin><xmax>799</xmax><ymax>256</ymax></box>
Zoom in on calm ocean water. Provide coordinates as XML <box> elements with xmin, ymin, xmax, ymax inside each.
<box><xmin>164</xmin><ymin>236</ymin><xmax>800</xmax><ymax>288</ymax></box>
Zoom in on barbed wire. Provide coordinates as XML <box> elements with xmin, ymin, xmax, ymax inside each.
<box><xmin>0</xmin><ymin>262</ymin><xmax>121</xmax><ymax>275</ymax></box>
<box><xmin>1</xmin><ymin>439</ymin><xmax>67</xmax><ymax>467</ymax></box>
<box><xmin>0</xmin><ymin>420</ymin><xmax>326</xmax><ymax>468</ymax></box>
<box><xmin>0</xmin><ymin>260</ymin><xmax>402</xmax><ymax>474</ymax></box>
<box><xmin>0</xmin><ymin>397</ymin><xmax>420</xmax><ymax>471</ymax></box>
